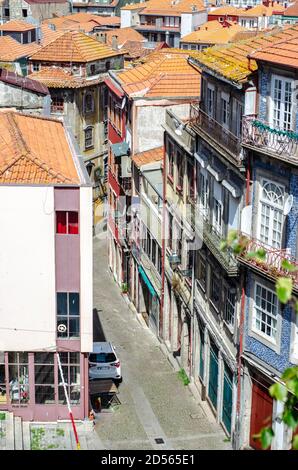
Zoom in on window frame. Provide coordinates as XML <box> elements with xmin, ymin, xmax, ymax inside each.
<box><xmin>252</xmin><ymin>282</ymin><xmax>279</xmax><ymax>344</ymax></box>
<box><xmin>257</xmin><ymin>178</ymin><xmax>285</xmax><ymax>249</ymax></box>
<box><xmin>270</xmin><ymin>74</ymin><xmax>294</xmax><ymax>131</ymax></box>
<box><xmin>83</xmin><ymin>92</ymin><xmax>94</xmax><ymax>114</ymax></box>
<box><xmin>57</xmin><ymin>292</ymin><xmax>80</xmax><ymax>339</ymax></box>
<box><xmin>56</xmin><ymin>211</ymin><xmax>79</xmax><ymax>235</ymax></box>
<box><xmin>84</xmin><ymin>126</ymin><xmax>94</xmax><ymax>150</ymax></box>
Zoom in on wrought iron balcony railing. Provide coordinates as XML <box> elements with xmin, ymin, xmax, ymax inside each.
<box><xmin>242</xmin><ymin>116</ymin><xmax>298</xmax><ymax>161</ymax></box>
<box><xmin>238</xmin><ymin>236</ymin><xmax>298</xmax><ymax>289</ymax></box>
<box><xmin>189</xmin><ymin>104</ymin><xmax>242</xmax><ymax>166</ymax></box>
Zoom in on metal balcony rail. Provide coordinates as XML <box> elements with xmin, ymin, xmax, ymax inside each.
<box><xmin>189</xmin><ymin>104</ymin><xmax>242</xmax><ymax>163</ymax></box>
<box><xmin>242</xmin><ymin>116</ymin><xmax>298</xmax><ymax>159</ymax></box>
<box><xmin>238</xmin><ymin>235</ymin><xmax>298</xmax><ymax>287</ymax></box>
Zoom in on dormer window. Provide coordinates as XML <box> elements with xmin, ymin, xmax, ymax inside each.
<box><xmin>84</xmin><ymin>93</ymin><xmax>94</xmax><ymax>114</ymax></box>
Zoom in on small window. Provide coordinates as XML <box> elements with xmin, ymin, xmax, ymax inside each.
<box><xmin>90</xmin><ymin>64</ymin><xmax>96</xmax><ymax>75</ymax></box>
<box><xmin>4</xmin><ymin>8</ymin><xmax>9</xmax><ymax>16</ymax></box>
<box><xmin>51</xmin><ymin>95</ymin><xmax>64</xmax><ymax>114</ymax></box>
<box><xmin>22</xmin><ymin>9</ymin><xmax>28</xmax><ymax>17</ymax></box>
<box><xmin>84</xmin><ymin>127</ymin><xmax>94</xmax><ymax>149</ymax></box>
<box><xmin>56</xmin><ymin>211</ymin><xmax>79</xmax><ymax>235</ymax></box>
<box><xmin>253</xmin><ymin>283</ymin><xmax>278</xmax><ymax>341</ymax></box>
<box><xmin>84</xmin><ymin>93</ymin><xmax>94</xmax><ymax>114</ymax></box>
<box><xmin>32</xmin><ymin>63</ymin><xmax>40</xmax><ymax>72</ymax></box>
<box><xmin>105</xmin><ymin>61</ymin><xmax>111</xmax><ymax>72</ymax></box>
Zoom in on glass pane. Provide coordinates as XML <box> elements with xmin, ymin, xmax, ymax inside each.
<box><xmin>35</xmin><ymin>364</ymin><xmax>54</xmax><ymax>385</ymax></box>
<box><xmin>69</xmin><ymin>293</ymin><xmax>79</xmax><ymax>315</ymax></box>
<box><xmin>0</xmin><ymin>352</ymin><xmax>4</xmax><ymax>363</ymax></box>
<box><xmin>57</xmin><ymin>293</ymin><xmax>68</xmax><ymax>316</ymax></box>
<box><xmin>57</xmin><ymin>317</ymin><xmax>68</xmax><ymax>338</ymax></box>
<box><xmin>56</xmin><ymin>211</ymin><xmax>67</xmax><ymax>234</ymax></box>
<box><xmin>18</xmin><ymin>352</ymin><xmax>28</xmax><ymax>364</ymax></box>
<box><xmin>34</xmin><ymin>352</ymin><xmax>54</xmax><ymax>364</ymax></box>
<box><xmin>69</xmin><ymin>318</ymin><xmax>80</xmax><ymax>338</ymax></box>
<box><xmin>8</xmin><ymin>352</ymin><xmax>18</xmax><ymax>364</ymax></box>
<box><xmin>69</xmin><ymin>353</ymin><xmax>80</xmax><ymax>364</ymax></box>
<box><xmin>70</xmin><ymin>385</ymin><xmax>80</xmax><ymax>405</ymax></box>
<box><xmin>68</xmin><ymin>212</ymin><xmax>79</xmax><ymax>234</ymax></box>
<box><xmin>70</xmin><ymin>366</ymin><xmax>80</xmax><ymax>385</ymax></box>
<box><xmin>35</xmin><ymin>385</ymin><xmax>55</xmax><ymax>404</ymax></box>
<box><xmin>89</xmin><ymin>353</ymin><xmax>116</xmax><ymax>363</ymax></box>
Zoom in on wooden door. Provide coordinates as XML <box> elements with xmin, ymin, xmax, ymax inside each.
<box><xmin>250</xmin><ymin>378</ymin><xmax>273</xmax><ymax>450</ymax></box>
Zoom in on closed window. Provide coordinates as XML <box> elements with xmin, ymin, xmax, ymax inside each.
<box><xmin>0</xmin><ymin>353</ymin><xmax>6</xmax><ymax>404</ymax></box>
<box><xmin>210</xmin><ymin>271</ymin><xmax>221</xmax><ymax>310</ymax></box>
<box><xmin>176</xmin><ymin>150</ymin><xmax>183</xmax><ymax>191</ymax></box>
<box><xmin>34</xmin><ymin>353</ymin><xmax>55</xmax><ymax>404</ymax></box>
<box><xmin>221</xmin><ymin>95</ymin><xmax>230</xmax><ymax>128</ymax></box>
<box><xmin>259</xmin><ymin>179</ymin><xmax>284</xmax><ymax>248</ymax></box>
<box><xmin>32</xmin><ymin>63</ymin><xmax>40</xmax><ymax>72</ymax></box>
<box><xmin>271</xmin><ymin>76</ymin><xmax>293</xmax><ymax>131</ymax></box>
<box><xmin>84</xmin><ymin>126</ymin><xmax>94</xmax><ymax>149</ymax></box>
<box><xmin>56</xmin><ymin>211</ymin><xmax>79</xmax><ymax>235</ymax></box>
<box><xmin>8</xmin><ymin>353</ymin><xmax>29</xmax><ymax>404</ymax></box>
<box><xmin>57</xmin><ymin>292</ymin><xmax>80</xmax><ymax>339</ymax></box>
<box><xmin>84</xmin><ymin>93</ymin><xmax>94</xmax><ymax>114</ymax></box>
<box><xmin>196</xmin><ymin>250</ymin><xmax>207</xmax><ymax>291</ymax></box>
<box><xmin>213</xmin><ymin>198</ymin><xmax>223</xmax><ymax>235</ymax></box>
<box><xmin>167</xmin><ymin>139</ymin><xmax>174</xmax><ymax>179</ymax></box>
<box><xmin>207</xmin><ymin>85</ymin><xmax>215</xmax><ymax>118</ymax></box>
<box><xmin>224</xmin><ymin>286</ymin><xmax>236</xmax><ymax>327</ymax></box>
<box><xmin>199</xmin><ymin>171</ymin><xmax>209</xmax><ymax>215</ymax></box>
<box><xmin>253</xmin><ymin>283</ymin><xmax>278</xmax><ymax>341</ymax></box>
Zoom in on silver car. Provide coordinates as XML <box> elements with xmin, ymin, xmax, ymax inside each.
<box><xmin>89</xmin><ymin>342</ymin><xmax>122</xmax><ymax>381</ymax></box>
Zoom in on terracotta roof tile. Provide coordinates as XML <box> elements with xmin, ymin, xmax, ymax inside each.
<box><xmin>181</xmin><ymin>21</ymin><xmax>249</xmax><ymax>44</ymax></box>
<box><xmin>0</xmin><ymin>111</ymin><xmax>80</xmax><ymax>184</ymax></box>
<box><xmin>0</xmin><ymin>36</ymin><xmax>40</xmax><ymax>61</ymax></box>
<box><xmin>132</xmin><ymin>146</ymin><xmax>163</xmax><ymax>167</ymax></box>
<box><xmin>29</xmin><ymin>31</ymin><xmax>123</xmax><ymax>63</ymax></box>
<box><xmin>0</xmin><ymin>19</ymin><xmax>36</xmax><ymax>32</ymax></box>
<box><xmin>29</xmin><ymin>66</ymin><xmax>103</xmax><ymax>88</ymax></box>
<box><xmin>251</xmin><ymin>34</ymin><xmax>298</xmax><ymax>68</ymax></box>
<box><xmin>100</xmin><ymin>27</ymin><xmax>146</xmax><ymax>47</ymax></box>
<box><xmin>43</xmin><ymin>12</ymin><xmax>120</xmax><ymax>32</ymax></box>
<box><xmin>284</xmin><ymin>1</ymin><xmax>298</xmax><ymax>17</ymax></box>
<box><xmin>122</xmin><ymin>0</ymin><xmax>205</xmax><ymax>14</ymax></box>
<box><xmin>189</xmin><ymin>24</ymin><xmax>298</xmax><ymax>83</ymax></box>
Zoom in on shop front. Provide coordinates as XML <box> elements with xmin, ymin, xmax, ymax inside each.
<box><xmin>0</xmin><ymin>351</ymin><xmax>89</xmax><ymax>421</ymax></box>
<box><xmin>138</xmin><ymin>266</ymin><xmax>160</xmax><ymax>336</ymax></box>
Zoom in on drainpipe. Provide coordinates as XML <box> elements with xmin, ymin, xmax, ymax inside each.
<box><xmin>236</xmin><ymin>283</ymin><xmax>246</xmax><ymax>449</ymax></box>
<box><xmin>160</xmin><ymin>132</ymin><xmax>166</xmax><ymax>340</ymax></box>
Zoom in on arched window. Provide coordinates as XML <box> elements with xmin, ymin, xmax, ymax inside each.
<box><xmin>84</xmin><ymin>126</ymin><xmax>94</xmax><ymax>150</ymax></box>
<box><xmin>84</xmin><ymin>93</ymin><xmax>94</xmax><ymax>114</ymax></box>
<box><xmin>259</xmin><ymin>179</ymin><xmax>285</xmax><ymax>248</ymax></box>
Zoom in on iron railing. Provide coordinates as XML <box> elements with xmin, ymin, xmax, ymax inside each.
<box><xmin>189</xmin><ymin>104</ymin><xmax>242</xmax><ymax>165</ymax></box>
<box><xmin>242</xmin><ymin>116</ymin><xmax>298</xmax><ymax>160</ymax></box>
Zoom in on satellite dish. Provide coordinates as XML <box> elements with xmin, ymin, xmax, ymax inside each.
<box><xmin>284</xmin><ymin>195</ymin><xmax>293</xmax><ymax>215</ymax></box>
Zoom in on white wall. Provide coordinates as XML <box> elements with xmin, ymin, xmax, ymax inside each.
<box><xmin>181</xmin><ymin>11</ymin><xmax>207</xmax><ymax>38</ymax></box>
<box><xmin>135</xmin><ymin>102</ymin><xmax>191</xmax><ymax>153</ymax></box>
<box><xmin>0</xmin><ymin>186</ymin><xmax>56</xmax><ymax>351</ymax></box>
<box><xmin>121</xmin><ymin>10</ymin><xmax>132</xmax><ymax>28</ymax></box>
<box><xmin>79</xmin><ymin>186</ymin><xmax>93</xmax><ymax>353</ymax></box>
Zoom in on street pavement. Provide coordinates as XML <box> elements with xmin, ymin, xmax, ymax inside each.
<box><xmin>93</xmin><ymin>235</ymin><xmax>231</xmax><ymax>450</ymax></box>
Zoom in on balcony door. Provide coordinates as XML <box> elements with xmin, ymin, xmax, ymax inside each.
<box><xmin>258</xmin><ymin>179</ymin><xmax>285</xmax><ymax>249</ymax></box>
<box><xmin>270</xmin><ymin>76</ymin><xmax>293</xmax><ymax>131</ymax></box>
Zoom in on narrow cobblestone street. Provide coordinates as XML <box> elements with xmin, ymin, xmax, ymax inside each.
<box><xmin>93</xmin><ymin>235</ymin><xmax>231</xmax><ymax>450</ymax></box>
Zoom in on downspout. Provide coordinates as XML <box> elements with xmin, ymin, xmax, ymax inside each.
<box><xmin>160</xmin><ymin>132</ymin><xmax>166</xmax><ymax>340</ymax></box>
<box><xmin>236</xmin><ymin>283</ymin><xmax>246</xmax><ymax>449</ymax></box>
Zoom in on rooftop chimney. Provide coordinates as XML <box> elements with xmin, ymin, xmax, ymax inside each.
<box><xmin>112</xmin><ymin>35</ymin><xmax>118</xmax><ymax>51</ymax></box>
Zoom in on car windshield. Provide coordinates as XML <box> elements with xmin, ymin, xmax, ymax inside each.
<box><xmin>89</xmin><ymin>353</ymin><xmax>116</xmax><ymax>363</ymax></box>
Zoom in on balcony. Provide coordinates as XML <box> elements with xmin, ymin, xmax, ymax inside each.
<box><xmin>186</xmin><ymin>200</ymin><xmax>238</xmax><ymax>276</ymax></box>
<box><xmin>242</xmin><ymin>116</ymin><xmax>298</xmax><ymax>163</ymax></box>
<box><xmin>189</xmin><ymin>104</ymin><xmax>243</xmax><ymax>167</ymax></box>
<box><xmin>238</xmin><ymin>236</ymin><xmax>298</xmax><ymax>290</ymax></box>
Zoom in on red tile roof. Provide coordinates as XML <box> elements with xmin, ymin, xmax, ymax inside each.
<box><xmin>283</xmin><ymin>1</ymin><xmax>298</xmax><ymax>16</ymax></box>
<box><xmin>29</xmin><ymin>66</ymin><xmax>103</xmax><ymax>88</ymax></box>
<box><xmin>132</xmin><ymin>146</ymin><xmax>163</xmax><ymax>167</ymax></box>
<box><xmin>0</xmin><ymin>111</ymin><xmax>80</xmax><ymax>184</ymax></box>
<box><xmin>0</xmin><ymin>19</ymin><xmax>36</xmax><ymax>32</ymax></box>
<box><xmin>251</xmin><ymin>33</ymin><xmax>298</xmax><ymax>68</ymax></box>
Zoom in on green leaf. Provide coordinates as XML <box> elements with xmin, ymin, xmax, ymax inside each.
<box><xmin>232</xmin><ymin>243</ymin><xmax>244</xmax><ymax>255</ymax></box>
<box><xmin>269</xmin><ymin>383</ymin><xmax>287</xmax><ymax>401</ymax></box>
<box><xmin>260</xmin><ymin>427</ymin><xmax>274</xmax><ymax>450</ymax></box>
<box><xmin>276</xmin><ymin>277</ymin><xmax>293</xmax><ymax>304</ymax></box>
<box><xmin>286</xmin><ymin>379</ymin><xmax>298</xmax><ymax>397</ymax></box>
<box><xmin>295</xmin><ymin>301</ymin><xmax>298</xmax><ymax>314</ymax></box>
<box><xmin>283</xmin><ymin>408</ymin><xmax>298</xmax><ymax>429</ymax></box>
<box><xmin>293</xmin><ymin>434</ymin><xmax>298</xmax><ymax>450</ymax></box>
<box><xmin>227</xmin><ymin>230</ymin><xmax>238</xmax><ymax>245</ymax></box>
<box><xmin>281</xmin><ymin>259</ymin><xmax>298</xmax><ymax>272</ymax></box>
<box><xmin>255</xmin><ymin>248</ymin><xmax>266</xmax><ymax>261</ymax></box>
<box><xmin>282</xmin><ymin>367</ymin><xmax>298</xmax><ymax>381</ymax></box>
<box><xmin>220</xmin><ymin>240</ymin><xmax>227</xmax><ymax>251</ymax></box>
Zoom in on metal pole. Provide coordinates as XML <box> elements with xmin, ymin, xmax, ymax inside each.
<box><xmin>56</xmin><ymin>352</ymin><xmax>81</xmax><ymax>450</ymax></box>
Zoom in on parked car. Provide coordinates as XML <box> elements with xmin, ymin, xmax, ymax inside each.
<box><xmin>89</xmin><ymin>342</ymin><xmax>122</xmax><ymax>381</ymax></box>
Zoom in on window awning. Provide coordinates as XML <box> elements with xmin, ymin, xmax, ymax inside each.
<box><xmin>111</xmin><ymin>142</ymin><xmax>130</xmax><ymax>158</ymax></box>
<box><xmin>104</xmin><ymin>78</ymin><xmax>124</xmax><ymax>99</ymax></box>
<box><xmin>138</xmin><ymin>266</ymin><xmax>157</xmax><ymax>297</ymax></box>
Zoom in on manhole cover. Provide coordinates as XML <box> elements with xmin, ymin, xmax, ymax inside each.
<box><xmin>155</xmin><ymin>438</ymin><xmax>164</xmax><ymax>444</ymax></box>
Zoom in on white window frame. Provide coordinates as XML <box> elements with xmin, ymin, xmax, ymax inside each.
<box><xmin>252</xmin><ymin>282</ymin><xmax>279</xmax><ymax>344</ymax></box>
<box><xmin>270</xmin><ymin>74</ymin><xmax>294</xmax><ymax>131</ymax></box>
<box><xmin>221</xmin><ymin>92</ymin><xmax>230</xmax><ymax>129</ymax></box>
<box><xmin>207</xmin><ymin>83</ymin><xmax>215</xmax><ymax>118</ymax></box>
<box><xmin>257</xmin><ymin>178</ymin><xmax>285</xmax><ymax>249</ymax></box>
<box><xmin>199</xmin><ymin>169</ymin><xmax>209</xmax><ymax>216</ymax></box>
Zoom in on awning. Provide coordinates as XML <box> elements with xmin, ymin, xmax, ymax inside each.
<box><xmin>138</xmin><ymin>266</ymin><xmax>156</xmax><ymax>297</ymax></box>
<box><xmin>111</xmin><ymin>142</ymin><xmax>130</xmax><ymax>158</ymax></box>
<box><xmin>104</xmin><ymin>77</ymin><xmax>124</xmax><ymax>99</ymax></box>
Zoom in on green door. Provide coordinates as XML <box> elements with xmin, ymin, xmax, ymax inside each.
<box><xmin>208</xmin><ymin>342</ymin><xmax>219</xmax><ymax>409</ymax></box>
<box><xmin>222</xmin><ymin>364</ymin><xmax>233</xmax><ymax>434</ymax></box>
<box><xmin>199</xmin><ymin>324</ymin><xmax>204</xmax><ymax>381</ymax></box>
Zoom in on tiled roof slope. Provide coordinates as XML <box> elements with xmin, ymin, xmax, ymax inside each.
<box><xmin>116</xmin><ymin>51</ymin><xmax>200</xmax><ymax>98</ymax></box>
<box><xmin>189</xmin><ymin>25</ymin><xmax>298</xmax><ymax>84</ymax></box>
<box><xmin>181</xmin><ymin>22</ymin><xmax>248</xmax><ymax>44</ymax></box>
<box><xmin>0</xmin><ymin>36</ymin><xmax>40</xmax><ymax>61</ymax></box>
<box><xmin>29</xmin><ymin>31</ymin><xmax>123</xmax><ymax>62</ymax></box>
<box><xmin>30</xmin><ymin>66</ymin><xmax>103</xmax><ymax>88</ymax></box>
<box><xmin>122</xmin><ymin>0</ymin><xmax>205</xmax><ymax>13</ymax></box>
<box><xmin>0</xmin><ymin>19</ymin><xmax>36</xmax><ymax>32</ymax></box>
<box><xmin>0</xmin><ymin>111</ymin><xmax>79</xmax><ymax>184</ymax></box>
<box><xmin>239</xmin><ymin>3</ymin><xmax>285</xmax><ymax>16</ymax></box>
<box><xmin>102</xmin><ymin>27</ymin><xmax>146</xmax><ymax>47</ymax></box>
<box><xmin>284</xmin><ymin>1</ymin><xmax>298</xmax><ymax>16</ymax></box>
<box><xmin>43</xmin><ymin>12</ymin><xmax>120</xmax><ymax>31</ymax></box>
<box><xmin>0</xmin><ymin>68</ymin><xmax>49</xmax><ymax>95</ymax></box>
<box><xmin>251</xmin><ymin>34</ymin><xmax>298</xmax><ymax>68</ymax></box>
<box><xmin>132</xmin><ymin>146</ymin><xmax>163</xmax><ymax>167</ymax></box>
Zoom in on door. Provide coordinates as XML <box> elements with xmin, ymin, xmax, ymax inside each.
<box><xmin>222</xmin><ymin>364</ymin><xmax>233</xmax><ymax>435</ymax></box>
<box><xmin>208</xmin><ymin>342</ymin><xmax>219</xmax><ymax>410</ymax></box>
<box><xmin>198</xmin><ymin>323</ymin><xmax>204</xmax><ymax>381</ymax></box>
<box><xmin>249</xmin><ymin>377</ymin><xmax>273</xmax><ymax>450</ymax></box>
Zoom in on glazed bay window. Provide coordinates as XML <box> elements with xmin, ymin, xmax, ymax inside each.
<box><xmin>57</xmin><ymin>293</ymin><xmax>80</xmax><ymax>339</ymax></box>
<box><xmin>34</xmin><ymin>353</ymin><xmax>55</xmax><ymax>404</ymax></box>
<box><xmin>58</xmin><ymin>353</ymin><xmax>80</xmax><ymax>405</ymax></box>
<box><xmin>259</xmin><ymin>179</ymin><xmax>284</xmax><ymax>248</ymax></box>
<box><xmin>8</xmin><ymin>353</ymin><xmax>29</xmax><ymax>404</ymax></box>
<box><xmin>56</xmin><ymin>211</ymin><xmax>79</xmax><ymax>234</ymax></box>
<box><xmin>253</xmin><ymin>283</ymin><xmax>278</xmax><ymax>341</ymax></box>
